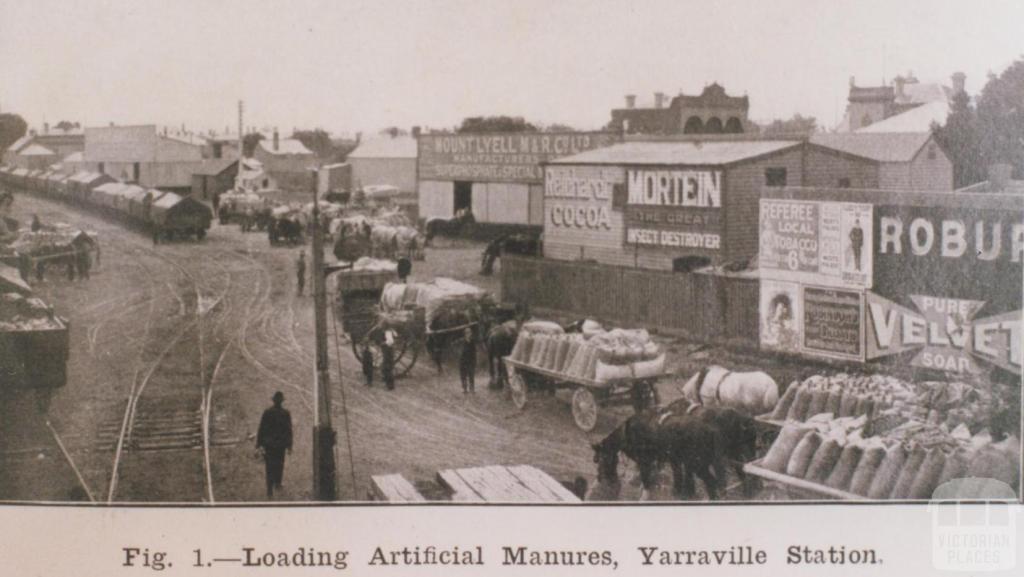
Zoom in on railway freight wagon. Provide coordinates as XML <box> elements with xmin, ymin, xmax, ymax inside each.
<box><xmin>151</xmin><ymin>193</ymin><xmax>212</xmax><ymax>242</ymax></box>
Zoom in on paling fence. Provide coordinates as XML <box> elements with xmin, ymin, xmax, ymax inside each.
<box><xmin>501</xmin><ymin>256</ymin><xmax>760</xmax><ymax>347</ymax></box>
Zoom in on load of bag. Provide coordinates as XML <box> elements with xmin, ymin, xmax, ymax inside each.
<box><xmin>766</xmin><ymin>373</ymin><xmax>994</xmax><ymax>436</ymax></box>
<box><xmin>0</xmin><ymin>291</ymin><xmax>63</xmax><ymax>331</ymax></box>
<box><xmin>759</xmin><ymin>411</ymin><xmax>1021</xmax><ymax>500</ymax></box>
<box><xmin>508</xmin><ymin>319</ymin><xmax>664</xmax><ymax>383</ymax></box>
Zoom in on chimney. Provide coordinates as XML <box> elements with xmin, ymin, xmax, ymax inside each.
<box><xmin>625</xmin><ymin>94</ymin><xmax>636</xmax><ymax>109</ymax></box>
<box><xmin>43</xmin><ymin>122</ymin><xmax>49</xmax><ymax>134</ymax></box>
<box><xmin>849</xmin><ymin>76</ymin><xmax>856</xmax><ymax>88</ymax></box>
<box><xmin>989</xmin><ymin>163</ymin><xmax>1012</xmax><ymax>191</ymax></box>
<box><xmin>654</xmin><ymin>92</ymin><xmax>666</xmax><ymax>109</ymax></box>
<box><xmin>894</xmin><ymin>75</ymin><xmax>906</xmax><ymax>100</ymax></box>
<box><xmin>411</xmin><ymin>126</ymin><xmax>421</xmax><ymax>138</ymax></box>
<box><xmin>952</xmin><ymin>72</ymin><xmax>966</xmax><ymax>95</ymax></box>
<box><xmin>273</xmin><ymin>129</ymin><xmax>279</xmax><ymax>151</ymax></box>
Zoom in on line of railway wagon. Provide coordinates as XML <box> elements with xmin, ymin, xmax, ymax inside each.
<box><xmin>0</xmin><ymin>165</ymin><xmax>212</xmax><ymax>242</ymax></box>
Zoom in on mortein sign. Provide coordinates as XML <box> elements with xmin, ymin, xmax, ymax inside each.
<box><xmin>624</xmin><ymin>169</ymin><xmax>722</xmax><ymax>252</ymax></box>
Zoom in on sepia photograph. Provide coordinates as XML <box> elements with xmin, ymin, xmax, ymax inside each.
<box><xmin>0</xmin><ymin>0</ymin><xmax>1021</xmax><ymax>518</ymax></box>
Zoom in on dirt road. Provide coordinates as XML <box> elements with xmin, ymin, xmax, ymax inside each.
<box><xmin>2</xmin><ymin>194</ymin><xmax>638</xmax><ymax>502</ymax></box>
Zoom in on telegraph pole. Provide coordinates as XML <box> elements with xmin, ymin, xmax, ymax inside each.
<box><xmin>310</xmin><ymin>168</ymin><xmax>337</xmax><ymax>501</ymax></box>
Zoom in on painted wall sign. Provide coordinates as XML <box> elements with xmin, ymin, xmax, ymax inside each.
<box><xmin>873</xmin><ymin>204</ymin><xmax>1024</xmax><ymax>314</ymax></box>
<box><xmin>760</xmin><ymin>280</ymin><xmax>802</xmax><ymax>354</ymax></box>
<box><xmin>418</xmin><ymin>132</ymin><xmax>618</xmax><ymax>184</ymax></box>
<box><xmin>759</xmin><ymin>199</ymin><xmax>872</xmax><ymax>289</ymax></box>
<box><xmin>624</xmin><ymin>169</ymin><xmax>723</xmax><ymax>252</ymax></box>
<box><xmin>802</xmin><ymin>287</ymin><xmax>864</xmax><ymax>361</ymax></box>
<box><xmin>866</xmin><ymin>292</ymin><xmax>1021</xmax><ymax>374</ymax></box>
<box><xmin>545</xmin><ymin>166</ymin><xmax>617</xmax><ymax>231</ymax></box>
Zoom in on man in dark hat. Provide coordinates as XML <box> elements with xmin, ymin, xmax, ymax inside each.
<box><xmin>459</xmin><ymin>327</ymin><xmax>476</xmax><ymax>393</ymax></box>
<box><xmin>257</xmin><ymin>391</ymin><xmax>293</xmax><ymax>499</ymax></box>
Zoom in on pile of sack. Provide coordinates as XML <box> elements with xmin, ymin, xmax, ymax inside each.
<box><xmin>508</xmin><ymin>320</ymin><xmax>665</xmax><ymax>384</ymax></box>
<box><xmin>351</xmin><ymin>257</ymin><xmax>397</xmax><ymax>272</ymax></box>
<box><xmin>761</xmin><ymin>412</ymin><xmax>1021</xmax><ymax>499</ymax></box>
<box><xmin>10</xmin><ymin>226</ymin><xmax>90</xmax><ymax>257</ymax></box>
<box><xmin>768</xmin><ymin>373</ymin><xmax>994</xmax><ymax>436</ymax></box>
<box><xmin>380</xmin><ymin>278</ymin><xmax>489</xmax><ymax>325</ymax></box>
<box><xmin>0</xmin><ymin>292</ymin><xmax>63</xmax><ymax>331</ymax></box>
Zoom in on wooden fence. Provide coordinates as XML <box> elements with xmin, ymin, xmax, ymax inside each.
<box><xmin>501</xmin><ymin>256</ymin><xmax>761</xmax><ymax>347</ymax></box>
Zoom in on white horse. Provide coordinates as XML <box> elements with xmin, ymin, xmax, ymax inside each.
<box><xmin>681</xmin><ymin>365</ymin><xmax>779</xmax><ymax>416</ymax></box>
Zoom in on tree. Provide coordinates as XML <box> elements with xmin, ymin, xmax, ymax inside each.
<box><xmin>543</xmin><ymin>123</ymin><xmax>577</xmax><ymax>132</ymax></box>
<box><xmin>292</xmin><ymin>129</ymin><xmax>336</xmax><ymax>160</ymax></box>
<box><xmin>933</xmin><ymin>90</ymin><xmax>984</xmax><ymax>188</ymax></box>
<box><xmin>457</xmin><ymin>116</ymin><xmax>538</xmax><ymax>133</ymax></box>
<box><xmin>976</xmin><ymin>58</ymin><xmax>1024</xmax><ymax>179</ymax></box>
<box><xmin>379</xmin><ymin>126</ymin><xmax>408</xmax><ymax>138</ymax></box>
<box><xmin>242</xmin><ymin>132</ymin><xmax>265</xmax><ymax>157</ymax></box>
<box><xmin>0</xmin><ymin>113</ymin><xmax>28</xmax><ymax>152</ymax></box>
<box><xmin>54</xmin><ymin>120</ymin><xmax>80</xmax><ymax>132</ymax></box>
<box><xmin>759</xmin><ymin>114</ymin><xmax>818</xmax><ymax>138</ymax></box>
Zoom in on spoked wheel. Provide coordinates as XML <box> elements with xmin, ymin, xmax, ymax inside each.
<box><xmin>571</xmin><ymin>387</ymin><xmax>599</xmax><ymax>432</ymax></box>
<box><xmin>352</xmin><ymin>331</ymin><xmax>418</xmax><ymax>378</ymax></box>
<box><xmin>508</xmin><ymin>366</ymin><xmax>527</xmax><ymax>409</ymax></box>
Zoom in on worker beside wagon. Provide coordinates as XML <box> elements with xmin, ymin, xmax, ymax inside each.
<box><xmin>459</xmin><ymin>327</ymin><xmax>476</xmax><ymax>394</ymax></box>
<box><xmin>381</xmin><ymin>329</ymin><xmax>396</xmax><ymax>391</ymax></box>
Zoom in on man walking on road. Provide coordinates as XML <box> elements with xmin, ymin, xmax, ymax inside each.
<box><xmin>257</xmin><ymin>391</ymin><xmax>293</xmax><ymax>499</ymax></box>
<box><xmin>361</xmin><ymin>347</ymin><xmax>374</xmax><ymax>386</ymax></box>
<box><xmin>296</xmin><ymin>251</ymin><xmax>306</xmax><ymax>296</ymax></box>
<box><xmin>381</xmin><ymin>329</ymin><xmax>396</xmax><ymax>390</ymax></box>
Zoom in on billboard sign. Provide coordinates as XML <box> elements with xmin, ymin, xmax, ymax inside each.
<box><xmin>760</xmin><ymin>198</ymin><xmax>872</xmax><ymax>288</ymax></box>
<box><xmin>624</xmin><ymin>169</ymin><xmax>722</xmax><ymax>252</ymax></box>
<box><xmin>802</xmin><ymin>287</ymin><xmax>864</xmax><ymax>361</ymax></box>
<box><xmin>418</xmin><ymin>132</ymin><xmax>618</xmax><ymax>184</ymax></box>
<box><xmin>866</xmin><ymin>292</ymin><xmax>1021</xmax><ymax>374</ymax></box>
<box><xmin>760</xmin><ymin>280</ymin><xmax>802</xmax><ymax>353</ymax></box>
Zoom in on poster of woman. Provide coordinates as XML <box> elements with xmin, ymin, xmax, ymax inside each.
<box><xmin>760</xmin><ymin>280</ymin><xmax>802</xmax><ymax>353</ymax></box>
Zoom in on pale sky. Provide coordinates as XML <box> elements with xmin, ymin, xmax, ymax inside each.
<box><xmin>1</xmin><ymin>0</ymin><xmax>1022</xmax><ymax>136</ymax></box>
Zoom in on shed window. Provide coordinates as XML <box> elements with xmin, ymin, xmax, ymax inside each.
<box><xmin>838</xmin><ymin>177</ymin><xmax>851</xmax><ymax>188</ymax></box>
<box><xmin>765</xmin><ymin>168</ymin><xmax>787</xmax><ymax>187</ymax></box>
<box><xmin>927</xmin><ymin>144</ymin><xmax>937</xmax><ymax>160</ymax></box>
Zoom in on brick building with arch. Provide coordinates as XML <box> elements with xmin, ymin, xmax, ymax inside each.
<box><xmin>608</xmin><ymin>83</ymin><xmax>752</xmax><ymax>135</ymax></box>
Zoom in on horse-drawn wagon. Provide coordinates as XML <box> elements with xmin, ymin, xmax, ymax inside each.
<box><xmin>502</xmin><ymin>325</ymin><xmax>667</xmax><ymax>431</ymax></box>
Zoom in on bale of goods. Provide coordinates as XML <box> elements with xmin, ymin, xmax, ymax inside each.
<box><xmin>786</xmin><ymin>431</ymin><xmax>823</xmax><ymax>479</ymax></box>
<box><xmin>522</xmin><ymin>320</ymin><xmax>563</xmax><ymax>335</ymax></box>
<box><xmin>826</xmin><ymin>444</ymin><xmax>864</xmax><ymax>491</ymax></box>
<box><xmin>770</xmin><ymin>383</ymin><xmax>800</xmax><ymax>420</ymax></box>
<box><xmin>890</xmin><ymin>445</ymin><xmax>928</xmax><ymax>499</ymax></box>
<box><xmin>967</xmin><ymin>436</ymin><xmax>1021</xmax><ymax>489</ymax></box>
<box><xmin>763</xmin><ymin>425</ymin><xmax>812</xmax><ymax>473</ymax></box>
<box><xmin>850</xmin><ymin>445</ymin><xmax>887</xmax><ymax>496</ymax></box>
<box><xmin>709</xmin><ymin>369</ymin><xmax>779</xmax><ymax>415</ymax></box>
<box><xmin>867</xmin><ymin>444</ymin><xmax>909</xmax><ymax>499</ymax></box>
<box><xmin>908</xmin><ymin>449</ymin><xmax>948</xmax><ymax>499</ymax></box>
<box><xmin>632</xmin><ymin>354</ymin><xmax>665</xmax><ymax>379</ymax></box>
<box><xmin>805</xmin><ymin>438</ymin><xmax>844</xmax><ymax>483</ymax></box>
<box><xmin>0</xmin><ymin>292</ymin><xmax>64</xmax><ymax>332</ymax></box>
<box><xmin>806</xmin><ymin>389</ymin><xmax>830</xmax><ymax>419</ymax></box>
<box><xmin>787</xmin><ymin>387</ymin><xmax>814</xmax><ymax>422</ymax></box>
<box><xmin>838</xmin><ymin>392</ymin><xmax>860</xmax><ymax>418</ymax></box>
<box><xmin>936</xmin><ymin>450</ymin><xmax>969</xmax><ymax>488</ymax></box>
<box><xmin>855</xmin><ymin>396</ymin><xmax>876</xmax><ymax>418</ymax></box>
<box><xmin>595</xmin><ymin>360</ymin><xmax>633</xmax><ymax>382</ymax></box>
<box><xmin>825</xmin><ymin>388</ymin><xmax>843</xmax><ymax>418</ymax></box>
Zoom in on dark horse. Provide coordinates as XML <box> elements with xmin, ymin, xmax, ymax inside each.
<box><xmin>480</xmin><ymin>231</ymin><xmax>542</xmax><ymax>275</ymax></box>
<box><xmin>592</xmin><ymin>401</ymin><xmax>757</xmax><ymax>500</ymax></box>
<box><xmin>424</xmin><ymin>210</ymin><xmax>475</xmax><ymax>246</ymax></box>
<box><xmin>481</xmin><ymin>303</ymin><xmax>527</xmax><ymax>389</ymax></box>
<box><xmin>427</xmin><ymin>299</ymin><xmax>519</xmax><ymax>375</ymax></box>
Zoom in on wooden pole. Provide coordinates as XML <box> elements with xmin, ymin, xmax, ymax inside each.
<box><xmin>311</xmin><ymin>168</ymin><xmax>337</xmax><ymax>501</ymax></box>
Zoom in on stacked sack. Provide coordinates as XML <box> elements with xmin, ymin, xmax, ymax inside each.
<box><xmin>0</xmin><ymin>292</ymin><xmax>62</xmax><ymax>331</ymax></box>
<box><xmin>760</xmin><ymin>414</ymin><xmax>1021</xmax><ymax>499</ymax></box>
<box><xmin>507</xmin><ymin>320</ymin><xmax>665</xmax><ymax>383</ymax></box>
<box><xmin>768</xmin><ymin>373</ymin><xmax>993</xmax><ymax>436</ymax></box>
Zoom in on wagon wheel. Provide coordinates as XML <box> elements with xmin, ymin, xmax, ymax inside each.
<box><xmin>571</xmin><ymin>387</ymin><xmax>599</xmax><ymax>432</ymax></box>
<box><xmin>392</xmin><ymin>335</ymin><xmax>420</xmax><ymax>378</ymax></box>
<box><xmin>508</xmin><ymin>365</ymin><xmax>527</xmax><ymax>409</ymax></box>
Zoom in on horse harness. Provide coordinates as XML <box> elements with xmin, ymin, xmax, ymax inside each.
<box><xmin>693</xmin><ymin>366</ymin><xmax>732</xmax><ymax>406</ymax></box>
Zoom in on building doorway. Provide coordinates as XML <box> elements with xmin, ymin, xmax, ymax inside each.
<box><xmin>454</xmin><ymin>180</ymin><xmax>472</xmax><ymax>216</ymax></box>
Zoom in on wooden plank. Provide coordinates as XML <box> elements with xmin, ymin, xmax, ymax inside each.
<box><xmin>452</xmin><ymin>467</ymin><xmax>505</xmax><ymax>502</ymax></box>
<box><xmin>743</xmin><ymin>461</ymin><xmax>865</xmax><ymax>501</ymax></box>
<box><xmin>370</xmin><ymin>474</ymin><xmax>425</xmax><ymax>503</ymax></box>
<box><xmin>507</xmin><ymin>465</ymin><xmax>581</xmax><ymax>503</ymax></box>
<box><xmin>482</xmin><ymin>465</ymin><xmax>544</xmax><ymax>502</ymax></box>
<box><xmin>436</xmin><ymin>469</ymin><xmax>485</xmax><ymax>502</ymax></box>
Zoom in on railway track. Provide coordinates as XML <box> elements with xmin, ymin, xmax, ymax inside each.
<box><xmin>105</xmin><ymin>247</ymin><xmax>240</xmax><ymax>503</ymax></box>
